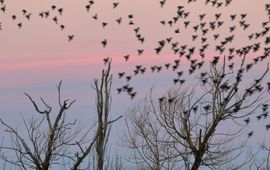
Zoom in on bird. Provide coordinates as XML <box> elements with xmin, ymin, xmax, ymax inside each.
<box><xmin>85</xmin><ymin>5</ymin><xmax>91</xmax><ymax>12</ymax></box>
<box><xmin>124</xmin><ymin>55</ymin><xmax>130</xmax><ymax>61</ymax></box>
<box><xmin>52</xmin><ymin>16</ymin><xmax>58</xmax><ymax>24</ymax></box>
<box><xmin>89</xmin><ymin>0</ymin><xmax>94</xmax><ymax>5</ymax></box>
<box><xmin>241</xmin><ymin>13</ymin><xmax>247</xmax><ymax>19</ymax></box>
<box><xmin>117</xmin><ymin>88</ymin><xmax>122</xmax><ymax>94</ymax></box>
<box><xmin>160</xmin><ymin>0</ymin><xmax>166</xmax><ymax>8</ymax></box>
<box><xmin>177</xmin><ymin>71</ymin><xmax>183</xmax><ymax>77</ymax></box>
<box><xmin>137</xmin><ymin>49</ymin><xmax>144</xmax><ymax>55</ymax></box>
<box><xmin>25</xmin><ymin>13</ymin><xmax>31</xmax><ymax>21</ymax></box>
<box><xmin>68</xmin><ymin>35</ymin><xmax>74</xmax><ymax>41</ymax></box>
<box><xmin>267</xmin><ymin>82</ymin><xmax>270</xmax><ymax>92</ymax></box>
<box><xmin>103</xmin><ymin>57</ymin><xmax>110</xmax><ymax>65</ymax></box>
<box><xmin>102</xmin><ymin>22</ymin><xmax>108</xmax><ymax>28</ymax></box>
<box><xmin>116</xmin><ymin>17</ymin><xmax>122</xmax><ymax>24</ymax></box>
<box><xmin>17</xmin><ymin>22</ymin><xmax>22</xmax><ymax>29</ymax></box>
<box><xmin>22</xmin><ymin>9</ymin><xmax>28</xmax><ymax>15</ymax></box>
<box><xmin>39</xmin><ymin>12</ymin><xmax>44</xmax><ymax>18</ymax></box>
<box><xmin>128</xmin><ymin>14</ymin><xmax>133</xmax><ymax>19</ymax></box>
<box><xmin>130</xmin><ymin>92</ymin><xmax>137</xmax><ymax>99</ymax></box>
<box><xmin>230</xmin><ymin>14</ymin><xmax>236</xmax><ymax>20</ymax></box>
<box><xmin>58</xmin><ymin>8</ymin><xmax>63</xmax><ymax>15</ymax></box>
<box><xmin>92</xmin><ymin>14</ymin><xmax>98</xmax><ymax>20</ymax></box>
<box><xmin>266</xmin><ymin>124</ymin><xmax>270</xmax><ymax>130</ymax></box>
<box><xmin>247</xmin><ymin>131</ymin><xmax>253</xmax><ymax>138</ymax></box>
<box><xmin>51</xmin><ymin>5</ymin><xmax>56</xmax><ymax>10</ymax></box>
<box><xmin>159</xmin><ymin>97</ymin><xmax>165</xmax><ymax>103</ymax></box>
<box><xmin>60</xmin><ymin>25</ymin><xmax>65</xmax><ymax>30</ymax></box>
<box><xmin>126</xmin><ymin>76</ymin><xmax>132</xmax><ymax>82</ymax></box>
<box><xmin>244</xmin><ymin>117</ymin><xmax>250</xmax><ymax>125</ymax></box>
<box><xmin>215</xmin><ymin>13</ymin><xmax>222</xmax><ymax>20</ymax></box>
<box><xmin>164</xmin><ymin>63</ymin><xmax>170</xmax><ymax>69</ymax></box>
<box><xmin>199</xmin><ymin>13</ymin><xmax>206</xmax><ymax>21</ymax></box>
<box><xmin>189</xmin><ymin>104</ymin><xmax>197</xmax><ymax>112</ymax></box>
<box><xmin>225</xmin><ymin>0</ymin><xmax>232</xmax><ymax>6</ymax></box>
<box><xmin>11</xmin><ymin>15</ymin><xmax>16</xmax><ymax>20</ymax></box>
<box><xmin>118</xmin><ymin>72</ymin><xmax>125</xmax><ymax>78</ymax></box>
<box><xmin>168</xmin><ymin>98</ymin><xmax>174</xmax><ymax>104</ymax></box>
<box><xmin>160</xmin><ymin>20</ymin><xmax>165</xmax><ymax>25</ymax></box>
<box><xmin>203</xmin><ymin>105</ymin><xmax>211</xmax><ymax>111</ymax></box>
<box><xmin>101</xmin><ymin>39</ymin><xmax>107</xmax><ymax>47</ymax></box>
<box><xmin>113</xmin><ymin>2</ymin><xmax>119</xmax><ymax>9</ymax></box>
<box><xmin>44</xmin><ymin>11</ymin><xmax>50</xmax><ymax>18</ymax></box>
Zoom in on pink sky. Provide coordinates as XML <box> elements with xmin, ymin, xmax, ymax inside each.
<box><xmin>0</xmin><ymin>0</ymin><xmax>270</xmax><ymax>144</ymax></box>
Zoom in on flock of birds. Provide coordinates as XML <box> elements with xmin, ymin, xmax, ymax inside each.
<box><xmin>1</xmin><ymin>0</ymin><xmax>270</xmax><ymax>138</ymax></box>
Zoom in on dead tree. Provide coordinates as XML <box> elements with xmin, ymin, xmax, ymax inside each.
<box><xmin>125</xmin><ymin>55</ymin><xmax>269</xmax><ymax>170</ymax></box>
<box><xmin>92</xmin><ymin>60</ymin><xmax>122</xmax><ymax>170</ymax></box>
<box><xmin>0</xmin><ymin>61</ymin><xmax>121</xmax><ymax>170</ymax></box>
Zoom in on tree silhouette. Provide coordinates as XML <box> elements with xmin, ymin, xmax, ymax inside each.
<box><xmin>124</xmin><ymin>55</ymin><xmax>269</xmax><ymax>170</ymax></box>
<box><xmin>0</xmin><ymin>61</ymin><xmax>121</xmax><ymax>170</ymax></box>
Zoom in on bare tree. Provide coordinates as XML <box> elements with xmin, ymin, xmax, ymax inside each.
<box><xmin>247</xmin><ymin>143</ymin><xmax>270</xmax><ymax>170</ymax></box>
<box><xmin>92</xmin><ymin>59</ymin><xmax>122</xmax><ymax>170</ymax></box>
<box><xmin>124</xmin><ymin>55</ymin><xmax>269</xmax><ymax>170</ymax></box>
<box><xmin>0</xmin><ymin>61</ymin><xmax>121</xmax><ymax>170</ymax></box>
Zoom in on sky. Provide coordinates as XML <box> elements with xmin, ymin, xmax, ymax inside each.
<box><xmin>0</xmin><ymin>0</ymin><xmax>270</xmax><ymax>168</ymax></box>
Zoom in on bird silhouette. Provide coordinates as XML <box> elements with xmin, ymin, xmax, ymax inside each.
<box><xmin>123</xmin><ymin>55</ymin><xmax>130</xmax><ymax>61</ymax></box>
<box><xmin>60</xmin><ymin>25</ymin><xmax>65</xmax><ymax>30</ymax></box>
<box><xmin>137</xmin><ymin>49</ymin><xmax>144</xmax><ymax>55</ymax></box>
<box><xmin>113</xmin><ymin>2</ymin><xmax>119</xmax><ymax>9</ymax></box>
<box><xmin>11</xmin><ymin>15</ymin><xmax>16</xmax><ymax>20</ymax></box>
<box><xmin>92</xmin><ymin>14</ymin><xmax>98</xmax><ymax>20</ymax></box>
<box><xmin>102</xmin><ymin>22</ymin><xmax>108</xmax><ymax>28</ymax></box>
<box><xmin>244</xmin><ymin>117</ymin><xmax>250</xmax><ymax>125</ymax></box>
<box><xmin>117</xmin><ymin>87</ymin><xmax>122</xmax><ymax>94</ymax></box>
<box><xmin>53</xmin><ymin>16</ymin><xmax>58</xmax><ymax>24</ymax></box>
<box><xmin>230</xmin><ymin>14</ymin><xmax>236</xmax><ymax>20</ymax></box>
<box><xmin>266</xmin><ymin>124</ymin><xmax>270</xmax><ymax>130</ymax></box>
<box><xmin>103</xmin><ymin>57</ymin><xmax>110</xmax><ymax>65</ymax></box>
<box><xmin>248</xmin><ymin>131</ymin><xmax>253</xmax><ymax>138</ymax></box>
<box><xmin>267</xmin><ymin>82</ymin><xmax>270</xmax><ymax>92</ymax></box>
<box><xmin>85</xmin><ymin>5</ymin><xmax>91</xmax><ymax>12</ymax></box>
<box><xmin>130</xmin><ymin>92</ymin><xmax>137</xmax><ymax>99</ymax></box>
<box><xmin>68</xmin><ymin>35</ymin><xmax>74</xmax><ymax>41</ymax></box>
<box><xmin>51</xmin><ymin>5</ymin><xmax>56</xmax><ymax>10</ymax></box>
<box><xmin>118</xmin><ymin>72</ymin><xmax>125</xmax><ymax>78</ymax></box>
<box><xmin>128</xmin><ymin>14</ymin><xmax>133</xmax><ymax>19</ymax></box>
<box><xmin>160</xmin><ymin>0</ymin><xmax>166</xmax><ymax>8</ymax></box>
<box><xmin>22</xmin><ymin>9</ymin><xmax>27</xmax><ymax>15</ymax></box>
<box><xmin>101</xmin><ymin>39</ymin><xmax>107</xmax><ymax>47</ymax></box>
<box><xmin>58</xmin><ymin>8</ymin><xmax>63</xmax><ymax>15</ymax></box>
<box><xmin>116</xmin><ymin>17</ymin><xmax>122</xmax><ymax>24</ymax></box>
<box><xmin>126</xmin><ymin>76</ymin><xmax>132</xmax><ymax>82</ymax></box>
<box><xmin>17</xmin><ymin>22</ymin><xmax>22</xmax><ymax>29</ymax></box>
<box><xmin>25</xmin><ymin>13</ymin><xmax>31</xmax><ymax>21</ymax></box>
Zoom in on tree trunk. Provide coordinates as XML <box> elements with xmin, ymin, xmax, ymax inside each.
<box><xmin>191</xmin><ymin>152</ymin><xmax>203</xmax><ymax>170</ymax></box>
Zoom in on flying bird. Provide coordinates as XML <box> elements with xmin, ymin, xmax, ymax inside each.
<box><xmin>113</xmin><ymin>2</ymin><xmax>119</xmax><ymax>9</ymax></box>
<box><xmin>116</xmin><ymin>17</ymin><xmax>122</xmax><ymax>24</ymax></box>
<box><xmin>160</xmin><ymin>0</ymin><xmax>166</xmax><ymax>8</ymax></box>
<box><xmin>103</xmin><ymin>57</ymin><xmax>110</xmax><ymax>65</ymax></box>
<box><xmin>51</xmin><ymin>5</ymin><xmax>56</xmax><ymax>10</ymax></box>
<box><xmin>58</xmin><ymin>8</ymin><xmax>63</xmax><ymax>15</ymax></box>
<box><xmin>124</xmin><ymin>55</ymin><xmax>130</xmax><ymax>61</ymax></box>
<box><xmin>101</xmin><ymin>39</ymin><xmax>107</xmax><ymax>47</ymax></box>
<box><xmin>68</xmin><ymin>35</ymin><xmax>74</xmax><ymax>41</ymax></box>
